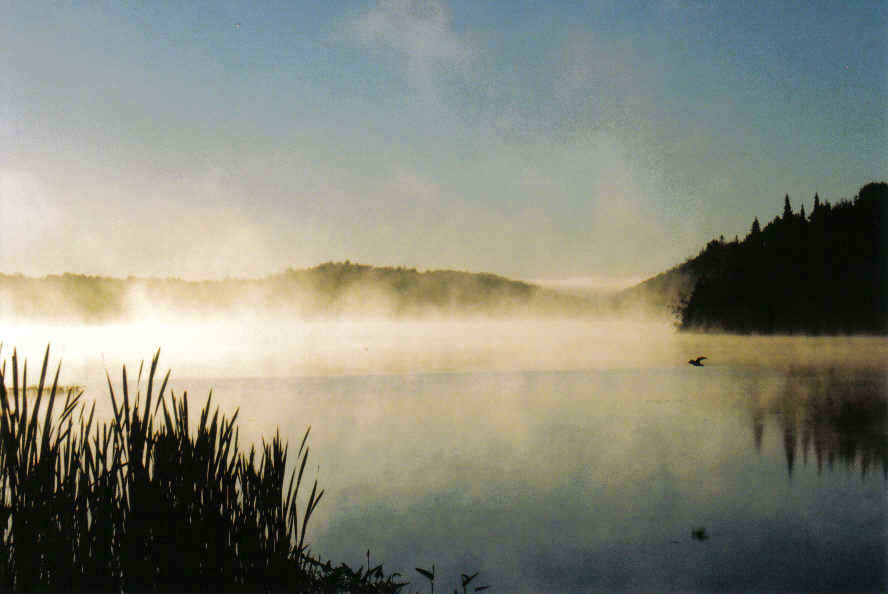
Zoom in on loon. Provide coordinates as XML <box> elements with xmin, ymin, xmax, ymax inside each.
<box><xmin>688</xmin><ymin>356</ymin><xmax>707</xmax><ymax>367</ymax></box>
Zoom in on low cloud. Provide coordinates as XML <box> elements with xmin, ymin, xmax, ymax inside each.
<box><xmin>347</xmin><ymin>0</ymin><xmax>475</xmax><ymax>92</ymax></box>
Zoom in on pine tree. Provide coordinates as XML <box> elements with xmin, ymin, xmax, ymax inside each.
<box><xmin>783</xmin><ymin>194</ymin><xmax>792</xmax><ymax>219</ymax></box>
<box><xmin>748</xmin><ymin>217</ymin><xmax>762</xmax><ymax>249</ymax></box>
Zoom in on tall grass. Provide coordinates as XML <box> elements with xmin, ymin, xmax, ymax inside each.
<box><xmin>0</xmin><ymin>346</ymin><xmax>406</xmax><ymax>593</ymax></box>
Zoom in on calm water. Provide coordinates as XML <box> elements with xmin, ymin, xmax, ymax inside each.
<box><xmin>168</xmin><ymin>366</ymin><xmax>884</xmax><ymax>594</ymax></box>
<box><xmin>5</xmin><ymin>319</ymin><xmax>887</xmax><ymax>592</ymax></box>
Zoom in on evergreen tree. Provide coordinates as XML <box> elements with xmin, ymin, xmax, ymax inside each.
<box><xmin>750</xmin><ymin>217</ymin><xmax>761</xmax><ymax>235</ymax></box>
<box><xmin>678</xmin><ymin>182</ymin><xmax>887</xmax><ymax>334</ymax></box>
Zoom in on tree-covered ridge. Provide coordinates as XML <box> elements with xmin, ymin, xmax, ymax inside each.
<box><xmin>677</xmin><ymin>182</ymin><xmax>887</xmax><ymax>334</ymax></box>
<box><xmin>0</xmin><ymin>262</ymin><xmax>593</xmax><ymax>320</ymax></box>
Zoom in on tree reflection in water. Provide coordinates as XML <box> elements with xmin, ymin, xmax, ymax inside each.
<box><xmin>748</xmin><ymin>366</ymin><xmax>887</xmax><ymax>478</ymax></box>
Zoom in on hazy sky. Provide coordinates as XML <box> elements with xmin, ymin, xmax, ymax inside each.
<box><xmin>1</xmin><ymin>1</ymin><xmax>885</xmax><ymax>281</ymax></box>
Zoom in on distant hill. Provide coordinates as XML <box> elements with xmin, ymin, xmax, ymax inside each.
<box><xmin>7</xmin><ymin>183</ymin><xmax>884</xmax><ymax>331</ymax></box>
<box><xmin>0</xmin><ymin>262</ymin><xmax>596</xmax><ymax>321</ymax></box>
<box><xmin>636</xmin><ymin>181</ymin><xmax>887</xmax><ymax>334</ymax></box>
<box><xmin>607</xmin><ymin>264</ymin><xmax>695</xmax><ymax>316</ymax></box>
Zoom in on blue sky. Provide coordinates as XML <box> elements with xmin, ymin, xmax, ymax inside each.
<box><xmin>1</xmin><ymin>1</ymin><xmax>885</xmax><ymax>281</ymax></box>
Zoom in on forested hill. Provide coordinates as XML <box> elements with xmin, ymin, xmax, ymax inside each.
<box><xmin>675</xmin><ymin>181</ymin><xmax>887</xmax><ymax>334</ymax></box>
<box><xmin>0</xmin><ymin>262</ymin><xmax>594</xmax><ymax>321</ymax></box>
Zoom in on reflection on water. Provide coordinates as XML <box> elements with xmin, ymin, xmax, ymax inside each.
<box><xmin>749</xmin><ymin>367</ymin><xmax>887</xmax><ymax>478</ymax></box>
<box><xmin>3</xmin><ymin>322</ymin><xmax>887</xmax><ymax>593</ymax></box>
<box><xmin>174</xmin><ymin>365</ymin><xmax>886</xmax><ymax>593</ymax></box>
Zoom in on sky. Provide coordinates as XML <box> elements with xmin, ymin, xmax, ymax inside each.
<box><xmin>1</xmin><ymin>1</ymin><xmax>885</xmax><ymax>283</ymax></box>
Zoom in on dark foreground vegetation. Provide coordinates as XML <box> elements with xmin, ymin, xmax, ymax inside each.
<box><xmin>0</xmin><ymin>347</ymin><xmax>431</xmax><ymax>593</ymax></box>
<box><xmin>628</xmin><ymin>182</ymin><xmax>887</xmax><ymax>334</ymax></box>
<box><xmin>0</xmin><ymin>263</ymin><xmax>591</xmax><ymax>321</ymax></box>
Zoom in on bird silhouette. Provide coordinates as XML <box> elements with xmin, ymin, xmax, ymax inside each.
<box><xmin>688</xmin><ymin>356</ymin><xmax>707</xmax><ymax>367</ymax></box>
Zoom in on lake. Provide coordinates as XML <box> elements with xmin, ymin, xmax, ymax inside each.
<box><xmin>3</xmin><ymin>318</ymin><xmax>886</xmax><ymax>592</ymax></box>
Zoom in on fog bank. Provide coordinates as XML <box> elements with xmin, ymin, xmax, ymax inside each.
<box><xmin>3</xmin><ymin>315</ymin><xmax>886</xmax><ymax>385</ymax></box>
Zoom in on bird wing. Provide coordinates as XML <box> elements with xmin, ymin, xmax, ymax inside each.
<box><xmin>697</xmin><ymin>356</ymin><xmax>707</xmax><ymax>362</ymax></box>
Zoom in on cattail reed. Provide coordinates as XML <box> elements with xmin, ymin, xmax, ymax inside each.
<box><xmin>0</xmin><ymin>346</ymin><xmax>406</xmax><ymax>593</ymax></box>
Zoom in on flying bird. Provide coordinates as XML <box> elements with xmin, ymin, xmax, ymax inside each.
<box><xmin>688</xmin><ymin>356</ymin><xmax>707</xmax><ymax>367</ymax></box>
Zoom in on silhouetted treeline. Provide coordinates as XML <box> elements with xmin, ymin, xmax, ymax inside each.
<box><xmin>0</xmin><ymin>262</ymin><xmax>594</xmax><ymax>321</ymax></box>
<box><xmin>678</xmin><ymin>182</ymin><xmax>887</xmax><ymax>334</ymax></box>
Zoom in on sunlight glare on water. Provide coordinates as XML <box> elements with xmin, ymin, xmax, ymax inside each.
<box><xmin>2</xmin><ymin>317</ymin><xmax>886</xmax><ymax>593</ymax></box>
<box><xmin>2</xmin><ymin>316</ymin><xmax>688</xmax><ymax>381</ymax></box>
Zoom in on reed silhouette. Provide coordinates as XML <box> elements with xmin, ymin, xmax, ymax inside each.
<box><xmin>0</xmin><ymin>346</ymin><xmax>410</xmax><ymax>593</ymax></box>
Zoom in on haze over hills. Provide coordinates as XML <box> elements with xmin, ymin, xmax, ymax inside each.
<box><xmin>0</xmin><ymin>262</ymin><xmax>596</xmax><ymax>321</ymax></box>
<box><xmin>3</xmin><ymin>181</ymin><xmax>884</xmax><ymax>334</ymax></box>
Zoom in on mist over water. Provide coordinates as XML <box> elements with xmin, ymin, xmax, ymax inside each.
<box><xmin>4</xmin><ymin>313</ymin><xmax>886</xmax><ymax>379</ymax></box>
<box><xmin>3</xmin><ymin>0</ymin><xmax>885</xmax><ymax>590</ymax></box>
<box><xmin>3</xmin><ymin>314</ymin><xmax>886</xmax><ymax>592</ymax></box>
<box><xmin>1</xmin><ymin>315</ymin><xmax>670</xmax><ymax>379</ymax></box>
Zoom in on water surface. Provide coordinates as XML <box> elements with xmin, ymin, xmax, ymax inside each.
<box><xmin>4</xmin><ymin>319</ymin><xmax>886</xmax><ymax>592</ymax></box>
